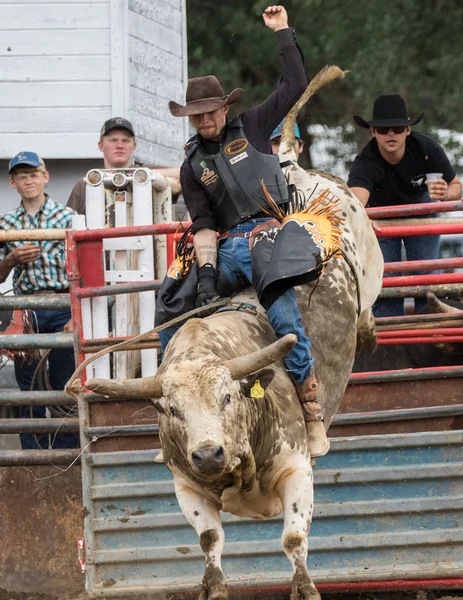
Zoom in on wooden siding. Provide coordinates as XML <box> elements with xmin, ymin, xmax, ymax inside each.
<box><xmin>0</xmin><ymin>0</ymin><xmax>112</xmax><ymax>159</ymax></box>
<box><xmin>0</xmin><ymin>0</ymin><xmax>187</xmax><ymax>163</ymax></box>
<box><xmin>128</xmin><ymin>0</ymin><xmax>188</xmax><ymax>166</ymax></box>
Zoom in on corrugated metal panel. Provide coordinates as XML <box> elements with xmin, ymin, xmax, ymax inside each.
<box><xmin>82</xmin><ymin>430</ymin><xmax>463</xmax><ymax>597</ymax></box>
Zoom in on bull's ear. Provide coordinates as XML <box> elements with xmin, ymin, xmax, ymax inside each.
<box><xmin>240</xmin><ymin>369</ymin><xmax>275</xmax><ymax>399</ymax></box>
<box><xmin>150</xmin><ymin>398</ymin><xmax>166</xmax><ymax>415</ymax></box>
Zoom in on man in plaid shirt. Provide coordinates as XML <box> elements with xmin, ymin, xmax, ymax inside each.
<box><xmin>0</xmin><ymin>152</ymin><xmax>78</xmax><ymax>449</ymax></box>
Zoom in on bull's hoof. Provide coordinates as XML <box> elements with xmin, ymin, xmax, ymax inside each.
<box><xmin>291</xmin><ymin>566</ymin><xmax>320</xmax><ymax>600</ymax></box>
<box><xmin>290</xmin><ymin>583</ymin><xmax>321</xmax><ymax>600</ymax></box>
<box><xmin>198</xmin><ymin>566</ymin><xmax>228</xmax><ymax>600</ymax></box>
<box><xmin>198</xmin><ymin>582</ymin><xmax>228</xmax><ymax>600</ymax></box>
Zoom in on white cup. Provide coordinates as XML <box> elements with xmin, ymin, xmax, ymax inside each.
<box><xmin>426</xmin><ymin>172</ymin><xmax>443</xmax><ymax>182</ymax></box>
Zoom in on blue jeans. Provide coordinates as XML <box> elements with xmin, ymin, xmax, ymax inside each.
<box><xmin>14</xmin><ymin>307</ymin><xmax>79</xmax><ymax>450</ymax></box>
<box><xmin>374</xmin><ymin>196</ymin><xmax>440</xmax><ymax>317</ymax></box>
<box><xmin>159</xmin><ymin>218</ymin><xmax>314</xmax><ymax>384</ymax></box>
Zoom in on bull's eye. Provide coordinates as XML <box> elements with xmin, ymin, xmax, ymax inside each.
<box><xmin>169</xmin><ymin>406</ymin><xmax>177</xmax><ymax>416</ymax></box>
<box><xmin>223</xmin><ymin>394</ymin><xmax>231</xmax><ymax>406</ymax></box>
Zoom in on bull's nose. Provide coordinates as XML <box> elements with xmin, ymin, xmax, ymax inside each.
<box><xmin>191</xmin><ymin>446</ymin><xmax>225</xmax><ymax>472</ymax></box>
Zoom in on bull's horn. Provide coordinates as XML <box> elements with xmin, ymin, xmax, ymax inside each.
<box><xmin>86</xmin><ymin>375</ymin><xmax>163</xmax><ymax>398</ymax></box>
<box><xmin>224</xmin><ymin>334</ymin><xmax>297</xmax><ymax>380</ymax></box>
<box><xmin>281</xmin><ymin>65</ymin><xmax>347</xmax><ymax>153</ymax></box>
<box><xmin>426</xmin><ymin>292</ymin><xmax>462</xmax><ymax>314</ymax></box>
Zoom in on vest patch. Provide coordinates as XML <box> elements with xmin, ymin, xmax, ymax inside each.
<box><xmin>224</xmin><ymin>138</ymin><xmax>248</xmax><ymax>155</ymax></box>
<box><xmin>201</xmin><ymin>166</ymin><xmax>219</xmax><ymax>186</ymax></box>
<box><xmin>230</xmin><ymin>151</ymin><xmax>248</xmax><ymax>165</ymax></box>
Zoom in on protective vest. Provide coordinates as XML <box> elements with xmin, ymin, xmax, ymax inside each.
<box><xmin>187</xmin><ymin>117</ymin><xmax>289</xmax><ymax>232</ymax></box>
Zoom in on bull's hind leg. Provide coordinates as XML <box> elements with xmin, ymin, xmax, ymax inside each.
<box><xmin>174</xmin><ymin>479</ymin><xmax>228</xmax><ymax>600</ymax></box>
<box><xmin>276</xmin><ymin>466</ymin><xmax>321</xmax><ymax>600</ymax></box>
<box><xmin>356</xmin><ymin>308</ymin><xmax>377</xmax><ymax>354</ymax></box>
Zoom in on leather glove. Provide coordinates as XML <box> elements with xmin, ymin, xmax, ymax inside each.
<box><xmin>196</xmin><ymin>264</ymin><xmax>219</xmax><ymax>307</ymax></box>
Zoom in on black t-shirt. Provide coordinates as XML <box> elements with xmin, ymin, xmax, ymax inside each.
<box><xmin>347</xmin><ymin>131</ymin><xmax>456</xmax><ymax>207</ymax></box>
<box><xmin>181</xmin><ymin>27</ymin><xmax>307</xmax><ymax>234</ymax></box>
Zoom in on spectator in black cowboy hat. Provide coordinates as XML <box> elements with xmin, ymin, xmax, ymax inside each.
<box><xmin>348</xmin><ymin>93</ymin><xmax>461</xmax><ymax>317</ymax></box>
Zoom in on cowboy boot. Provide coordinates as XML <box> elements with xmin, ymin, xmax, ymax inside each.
<box><xmin>296</xmin><ymin>373</ymin><xmax>330</xmax><ymax>458</ymax></box>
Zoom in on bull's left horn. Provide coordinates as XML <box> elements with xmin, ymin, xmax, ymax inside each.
<box><xmin>224</xmin><ymin>334</ymin><xmax>297</xmax><ymax>380</ymax></box>
<box><xmin>426</xmin><ymin>292</ymin><xmax>462</xmax><ymax>314</ymax></box>
<box><xmin>86</xmin><ymin>375</ymin><xmax>163</xmax><ymax>398</ymax></box>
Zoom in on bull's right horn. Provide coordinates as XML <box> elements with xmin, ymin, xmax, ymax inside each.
<box><xmin>86</xmin><ymin>375</ymin><xmax>163</xmax><ymax>398</ymax></box>
<box><xmin>224</xmin><ymin>334</ymin><xmax>297</xmax><ymax>380</ymax></box>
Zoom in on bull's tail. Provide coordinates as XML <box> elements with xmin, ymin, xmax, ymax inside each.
<box><xmin>281</xmin><ymin>65</ymin><xmax>348</xmax><ymax>154</ymax></box>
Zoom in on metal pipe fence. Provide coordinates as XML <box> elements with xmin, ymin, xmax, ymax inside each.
<box><xmin>0</xmin><ymin>418</ymin><xmax>79</xmax><ymax>434</ymax></box>
<box><xmin>366</xmin><ymin>199</ymin><xmax>463</xmax><ymax>218</ymax></box>
<box><xmin>0</xmin><ymin>295</ymin><xmax>70</xmax><ymax>309</ymax></box>
<box><xmin>2</xmin><ymin>202</ymin><xmax>463</xmax><ymax>464</ymax></box>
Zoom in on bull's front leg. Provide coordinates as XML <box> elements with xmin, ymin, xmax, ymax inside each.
<box><xmin>275</xmin><ymin>466</ymin><xmax>321</xmax><ymax>600</ymax></box>
<box><xmin>174</xmin><ymin>477</ymin><xmax>228</xmax><ymax>600</ymax></box>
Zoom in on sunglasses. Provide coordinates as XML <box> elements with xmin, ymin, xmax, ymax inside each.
<box><xmin>374</xmin><ymin>126</ymin><xmax>406</xmax><ymax>135</ymax></box>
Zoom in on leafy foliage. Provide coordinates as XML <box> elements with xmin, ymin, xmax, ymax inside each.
<box><xmin>186</xmin><ymin>0</ymin><xmax>463</xmax><ymax>170</ymax></box>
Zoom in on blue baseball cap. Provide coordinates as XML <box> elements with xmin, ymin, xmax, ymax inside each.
<box><xmin>8</xmin><ymin>151</ymin><xmax>46</xmax><ymax>174</ymax></box>
<box><xmin>270</xmin><ymin>120</ymin><xmax>301</xmax><ymax>141</ymax></box>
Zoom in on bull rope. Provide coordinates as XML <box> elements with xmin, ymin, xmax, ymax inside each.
<box><xmin>65</xmin><ymin>298</ymin><xmax>231</xmax><ymax>401</ymax></box>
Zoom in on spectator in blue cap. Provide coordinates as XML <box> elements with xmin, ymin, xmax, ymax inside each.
<box><xmin>0</xmin><ymin>151</ymin><xmax>79</xmax><ymax>450</ymax></box>
<box><xmin>270</xmin><ymin>119</ymin><xmax>304</xmax><ymax>158</ymax></box>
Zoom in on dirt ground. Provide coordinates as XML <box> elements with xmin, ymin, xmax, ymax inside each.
<box><xmin>0</xmin><ymin>589</ymin><xmax>462</xmax><ymax>600</ymax></box>
<box><xmin>0</xmin><ymin>593</ymin><xmax>87</xmax><ymax>600</ymax></box>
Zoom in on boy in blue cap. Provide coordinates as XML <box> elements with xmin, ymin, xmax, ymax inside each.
<box><xmin>0</xmin><ymin>152</ymin><xmax>79</xmax><ymax>449</ymax></box>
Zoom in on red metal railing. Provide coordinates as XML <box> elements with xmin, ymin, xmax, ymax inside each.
<box><xmin>65</xmin><ymin>200</ymin><xmax>463</xmax><ymax>364</ymax></box>
<box><xmin>66</xmin><ymin>223</ymin><xmax>187</xmax><ymax>376</ymax></box>
<box><xmin>190</xmin><ymin>579</ymin><xmax>463</xmax><ymax>597</ymax></box>
<box><xmin>64</xmin><ymin>203</ymin><xmax>463</xmax><ymax>595</ymax></box>
<box><xmin>366</xmin><ymin>199</ymin><xmax>463</xmax><ymax>218</ymax></box>
<box><xmin>384</xmin><ymin>256</ymin><xmax>463</xmax><ymax>273</ymax></box>
<box><xmin>369</xmin><ymin>200</ymin><xmax>463</xmax><ymax>327</ymax></box>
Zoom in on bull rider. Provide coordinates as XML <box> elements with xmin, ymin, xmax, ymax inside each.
<box><xmin>160</xmin><ymin>5</ymin><xmax>329</xmax><ymax>458</ymax></box>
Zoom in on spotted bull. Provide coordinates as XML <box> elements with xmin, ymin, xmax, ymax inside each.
<box><xmin>85</xmin><ymin>68</ymin><xmax>384</xmax><ymax>600</ymax></box>
<box><xmin>86</xmin><ymin>192</ymin><xmax>383</xmax><ymax>599</ymax></box>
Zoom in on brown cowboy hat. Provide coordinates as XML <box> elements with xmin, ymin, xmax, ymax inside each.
<box><xmin>169</xmin><ymin>76</ymin><xmax>244</xmax><ymax>117</ymax></box>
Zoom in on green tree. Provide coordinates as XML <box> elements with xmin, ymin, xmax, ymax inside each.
<box><xmin>186</xmin><ymin>0</ymin><xmax>463</xmax><ymax>170</ymax></box>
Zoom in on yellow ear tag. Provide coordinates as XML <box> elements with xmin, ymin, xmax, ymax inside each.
<box><xmin>250</xmin><ymin>380</ymin><xmax>265</xmax><ymax>399</ymax></box>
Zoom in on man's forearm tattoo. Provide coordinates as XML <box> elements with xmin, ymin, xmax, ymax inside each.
<box><xmin>196</xmin><ymin>244</ymin><xmax>217</xmax><ymax>267</ymax></box>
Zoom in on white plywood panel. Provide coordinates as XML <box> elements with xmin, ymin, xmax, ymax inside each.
<box><xmin>0</xmin><ymin>56</ymin><xmax>110</xmax><ymax>82</ymax></box>
<box><xmin>110</xmin><ymin>0</ymin><xmax>129</xmax><ymax>116</ymax></box>
<box><xmin>0</xmin><ymin>30</ymin><xmax>110</xmax><ymax>56</ymax></box>
<box><xmin>0</xmin><ymin>0</ymin><xmax>107</xmax><ymax>3</ymax></box>
<box><xmin>156</xmin><ymin>0</ymin><xmax>182</xmax><ymax>8</ymax></box>
<box><xmin>0</xmin><ymin>82</ymin><xmax>111</xmax><ymax>107</ymax></box>
<box><xmin>179</xmin><ymin>0</ymin><xmax>189</xmax><ymax>147</ymax></box>
<box><xmin>128</xmin><ymin>0</ymin><xmax>182</xmax><ymax>32</ymax></box>
<box><xmin>129</xmin><ymin>37</ymin><xmax>183</xmax><ymax>81</ymax></box>
<box><xmin>129</xmin><ymin>11</ymin><xmax>182</xmax><ymax>57</ymax></box>
<box><xmin>134</xmin><ymin>137</ymin><xmax>184</xmax><ymax>167</ymax></box>
<box><xmin>1</xmin><ymin>4</ymin><xmax>109</xmax><ymax>29</ymax></box>
<box><xmin>129</xmin><ymin>110</ymin><xmax>185</xmax><ymax>150</ymax></box>
<box><xmin>129</xmin><ymin>86</ymin><xmax>180</xmax><ymax>123</ymax></box>
<box><xmin>0</xmin><ymin>107</ymin><xmax>110</xmax><ymax>133</ymax></box>
<box><xmin>0</xmin><ymin>133</ymin><xmax>105</xmax><ymax>159</ymax></box>
<box><xmin>129</xmin><ymin>61</ymin><xmax>184</xmax><ymax>102</ymax></box>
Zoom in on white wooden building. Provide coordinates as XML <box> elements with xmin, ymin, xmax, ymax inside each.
<box><xmin>0</xmin><ymin>0</ymin><xmax>188</xmax><ymax>213</ymax></box>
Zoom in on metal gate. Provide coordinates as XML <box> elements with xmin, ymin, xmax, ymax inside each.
<box><xmin>81</xmin><ymin>430</ymin><xmax>463</xmax><ymax>596</ymax></box>
<box><xmin>66</xmin><ymin>199</ymin><xmax>463</xmax><ymax>597</ymax></box>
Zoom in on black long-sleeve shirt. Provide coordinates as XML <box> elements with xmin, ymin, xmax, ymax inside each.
<box><xmin>181</xmin><ymin>27</ymin><xmax>307</xmax><ymax>234</ymax></box>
